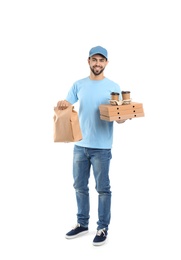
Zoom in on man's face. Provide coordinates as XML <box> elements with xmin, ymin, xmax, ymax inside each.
<box><xmin>88</xmin><ymin>54</ymin><xmax>108</xmax><ymax>76</ymax></box>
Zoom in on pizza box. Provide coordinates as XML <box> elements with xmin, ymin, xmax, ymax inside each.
<box><xmin>99</xmin><ymin>102</ymin><xmax>144</xmax><ymax>121</ymax></box>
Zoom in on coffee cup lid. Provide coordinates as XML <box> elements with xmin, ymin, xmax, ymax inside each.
<box><xmin>121</xmin><ymin>91</ymin><xmax>130</xmax><ymax>94</ymax></box>
<box><xmin>111</xmin><ymin>92</ymin><xmax>120</xmax><ymax>95</ymax></box>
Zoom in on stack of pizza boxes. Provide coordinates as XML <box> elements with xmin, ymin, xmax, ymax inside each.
<box><xmin>99</xmin><ymin>91</ymin><xmax>144</xmax><ymax>122</ymax></box>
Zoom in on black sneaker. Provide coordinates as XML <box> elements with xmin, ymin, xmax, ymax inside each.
<box><xmin>65</xmin><ymin>223</ymin><xmax>88</xmax><ymax>239</ymax></box>
<box><xmin>92</xmin><ymin>228</ymin><xmax>107</xmax><ymax>246</ymax></box>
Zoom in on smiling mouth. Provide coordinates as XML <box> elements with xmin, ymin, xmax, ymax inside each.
<box><xmin>94</xmin><ymin>66</ymin><xmax>101</xmax><ymax>70</ymax></box>
<box><xmin>90</xmin><ymin>66</ymin><xmax>104</xmax><ymax>75</ymax></box>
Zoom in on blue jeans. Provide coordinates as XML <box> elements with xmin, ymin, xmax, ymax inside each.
<box><xmin>73</xmin><ymin>145</ymin><xmax>112</xmax><ymax>231</ymax></box>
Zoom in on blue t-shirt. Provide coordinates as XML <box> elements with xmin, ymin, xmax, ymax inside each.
<box><xmin>66</xmin><ymin>77</ymin><xmax>121</xmax><ymax>149</ymax></box>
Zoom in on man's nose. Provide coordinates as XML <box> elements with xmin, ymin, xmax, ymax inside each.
<box><xmin>95</xmin><ymin>61</ymin><xmax>100</xmax><ymax>65</ymax></box>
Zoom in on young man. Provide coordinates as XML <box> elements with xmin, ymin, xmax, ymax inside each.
<box><xmin>57</xmin><ymin>46</ymin><xmax>126</xmax><ymax>246</ymax></box>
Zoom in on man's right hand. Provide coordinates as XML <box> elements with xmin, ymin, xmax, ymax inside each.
<box><xmin>57</xmin><ymin>100</ymin><xmax>71</xmax><ymax>110</ymax></box>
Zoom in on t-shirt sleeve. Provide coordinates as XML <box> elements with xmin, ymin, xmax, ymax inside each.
<box><xmin>65</xmin><ymin>83</ymin><xmax>78</xmax><ymax>104</ymax></box>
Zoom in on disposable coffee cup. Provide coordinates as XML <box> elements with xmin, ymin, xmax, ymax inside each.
<box><xmin>111</xmin><ymin>92</ymin><xmax>120</xmax><ymax>101</ymax></box>
<box><xmin>121</xmin><ymin>91</ymin><xmax>130</xmax><ymax>100</ymax></box>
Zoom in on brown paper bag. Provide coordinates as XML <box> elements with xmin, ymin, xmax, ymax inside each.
<box><xmin>53</xmin><ymin>106</ymin><xmax>82</xmax><ymax>142</ymax></box>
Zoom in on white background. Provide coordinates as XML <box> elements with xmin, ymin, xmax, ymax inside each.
<box><xmin>0</xmin><ymin>0</ymin><xmax>181</xmax><ymax>259</ymax></box>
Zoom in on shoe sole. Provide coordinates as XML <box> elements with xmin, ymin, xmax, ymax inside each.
<box><xmin>65</xmin><ymin>230</ymin><xmax>88</xmax><ymax>239</ymax></box>
<box><xmin>92</xmin><ymin>239</ymin><xmax>107</xmax><ymax>246</ymax></box>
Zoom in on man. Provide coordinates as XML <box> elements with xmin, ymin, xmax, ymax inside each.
<box><xmin>57</xmin><ymin>46</ymin><xmax>126</xmax><ymax>246</ymax></box>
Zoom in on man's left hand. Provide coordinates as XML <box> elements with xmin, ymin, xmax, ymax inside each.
<box><xmin>116</xmin><ymin>119</ymin><xmax>126</xmax><ymax>124</ymax></box>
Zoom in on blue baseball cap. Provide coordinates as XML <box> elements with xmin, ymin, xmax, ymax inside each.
<box><xmin>89</xmin><ymin>46</ymin><xmax>108</xmax><ymax>59</ymax></box>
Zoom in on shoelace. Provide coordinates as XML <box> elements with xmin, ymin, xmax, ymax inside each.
<box><xmin>96</xmin><ymin>229</ymin><xmax>106</xmax><ymax>236</ymax></box>
<box><xmin>72</xmin><ymin>223</ymin><xmax>80</xmax><ymax>229</ymax></box>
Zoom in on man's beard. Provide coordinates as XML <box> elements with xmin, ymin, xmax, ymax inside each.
<box><xmin>90</xmin><ymin>66</ymin><xmax>105</xmax><ymax>76</ymax></box>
